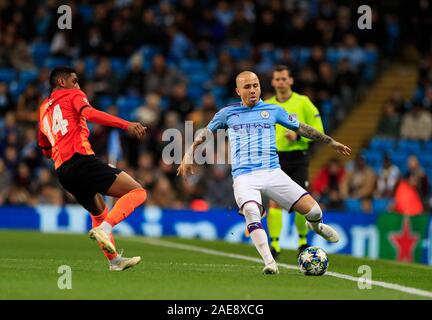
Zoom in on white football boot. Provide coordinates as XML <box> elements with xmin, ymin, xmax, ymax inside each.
<box><xmin>89</xmin><ymin>227</ymin><xmax>117</xmax><ymax>254</ymax></box>
<box><xmin>262</xmin><ymin>260</ymin><xmax>279</xmax><ymax>275</ymax></box>
<box><xmin>109</xmin><ymin>250</ymin><xmax>142</xmax><ymax>271</ymax></box>
<box><xmin>306</xmin><ymin>221</ymin><xmax>339</xmax><ymax>243</ymax></box>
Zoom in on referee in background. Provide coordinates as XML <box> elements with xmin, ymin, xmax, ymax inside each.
<box><xmin>266</xmin><ymin>65</ymin><xmax>324</xmax><ymax>259</ymax></box>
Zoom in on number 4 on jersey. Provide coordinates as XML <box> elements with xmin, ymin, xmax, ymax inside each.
<box><xmin>42</xmin><ymin>104</ymin><xmax>69</xmax><ymax>145</ymax></box>
<box><xmin>52</xmin><ymin>104</ymin><xmax>69</xmax><ymax>135</ymax></box>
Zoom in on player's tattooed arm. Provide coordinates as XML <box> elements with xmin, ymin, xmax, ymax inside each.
<box><xmin>297</xmin><ymin>123</ymin><xmax>333</xmax><ymax>144</ymax></box>
<box><xmin>177</xmin><ymin>128</ymin><xmax>213</xmax><ymax>176</ymax></box>
<box><xmin>296</xmin><ymin>123</ymin><xmax>352</xmax><ymax>156</ymax></box>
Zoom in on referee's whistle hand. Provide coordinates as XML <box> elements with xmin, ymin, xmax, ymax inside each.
<box><xmin>127</xmin><ymin>122</ymin><xmax>147</xmax><ymax>139</ymax></box>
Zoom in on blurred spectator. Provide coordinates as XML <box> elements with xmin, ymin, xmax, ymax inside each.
<box><xmin>311</xmin><ymin>158</ymin><xmax>346</xmax><ymax>209</ymax></box>
<box><xmin>16</xmin><ymin>83</ymin><xmax>42</xmax><ymax>124</ymax></box>
<box><xmin>167</xmin><ymin>82</ymin><xmax>194</xmax><ymax>121</ymax></box>
<box><xmin>93</xmin><ymin>58</ymin><xmax>121</xmax><ymax>96</ymax></box>
<box><xmin>341</xmin><ymin>156</ymin><xmax>377</xmax><ymax>212</ymax></box>
<box><xmin>1</xmin><ymin>31</ymin><xmax>34</xmax><ymax>70</ymax></box>
<box><xmin>405</xmin><ymin>155</ymin><xmax>429</xmax><ymax>202</ymax></box>
<box><xmin>0</xmin><ymin>159</ymin><xmax>12</xmax><ymax>205</ymax></box>
<box><xmin>136</xmin><ymin>93</ymin><xmax>162</xmax><ymax>128</ymax></box>
<box><xmin>5</xmin><ymin>186</ymin><xmax>30</xmax><ymax>205</ymax></box>
<box><xmin>148</xmin><ymin>176</ymin><xmax>178</xmax><ymax>208</ymax></box>
<box><xmin>393</xmin><ymin>179</ymin><xmax>424</xmax><ymax>215</ymax></box>
<box><xmin>376</xmin><ymin>101</ymin><xmax>401</xmax><ymax>138</ymax></box>
<box><xmin>400</xmin><ymin>104</ymin><xmax>432</xmax><ymax>140</ymax></box>
<box><xmin>145</xmin><ymin>54</ymin><xmax>184</xmax><ymax>96</ymax></box>
<box><xmin>0</xmin><ymin>82</ymin><xmax>13</xmax><ymax>117</ymax></box>
<box><xmin>203</xmin><ymin>165</ymin><xmax>236</xmax><ymax>208</ymax></box>
<box><xmin>376</xmin><ymin>155</ymin><xmax>400</xmax><ymax>198</ymax></box>
<box><xmin>188</xmin><ymin>93</ymin><xmax>217</xmax><ymax>128</ymax></box>
<box><xmin>123</xmin><ymin>54</ymin><xmax>146</xmax><ymax>95</ymax></box>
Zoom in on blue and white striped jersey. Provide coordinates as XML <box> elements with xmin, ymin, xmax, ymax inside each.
<box><xmin>207</xmin><ymin>100</ymin><xmax>300</xmax><ymax>177</ymax></box>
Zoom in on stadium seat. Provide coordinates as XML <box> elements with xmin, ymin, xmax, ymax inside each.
<box><xmin>361</xmin><ymin>149</ymin><xmax>383</xmax><ymax>167</ymax></box>
<box><xmin>418</xmin><ymin>153</ymin><xmax>432</xmax><ymax>169</ymax></box>
<box><xmin>396</xmin><ymin>139</ymin><xmax>422</xmax><ymax>155</ymax></box>
<box><xmin>187</xmin><ymin>86</ymin><xmax>204</xmax><ymax>101</ymax></box>
<box><xmin>372</xmin><ymin>198</ymin><xmax>391</xmax><ymax>213</ymax></box>
<box><xmin>424</xmin><ymin>140</ymin><xmax>432</xmax><ymax>152</ymax></box>
<box><xmin>31</xmin><ymin>42</ymin><xmax>50</xmax><ymax>67</ymax></box>
<box><xmin>369</xmin><ymin>137</ymin><xmax>396</xmax><ymax>152</ymax></box>
<box><xmin>84</xmin><ymin>57</ymin><xmax>98</xmax><ymax>80</ymax></box>
<box><xmin>8</xmin><ymin>81</ymin><xmax>27</xmax><ymax>101</ymax></box>
<box><xmin>19</xmin><ymin>70</ymin><xmax>38</xmax><ymax>84</ymax></box>
<box><xmin>226</xmin><ymin>44</ymin><xmax>252</xmax><ymax>60</ymax></box>
<box><xmin>111</xmin><ymin>58</ymin><xmax>127</xmax><ymax>79</ymax></box>
<box><xmin>345</xmin><ymin>198</ymin><xmax>363</xmax><ymax>212</ymax></box>
<box><xmin>298</xmin><ymin>47</ymin><xmax>311</xmax><ymax>65</ymax></box>
<box><xmin>388</xmin><ymin>151</ymin><xmax>407</xmax><ymax>168</ymax></box>
<box><xmin>44</xmin><ymin>57</ymin><xmax>72</xmax><ymax>69</ymax></box>
<box><xmin>188</xmin><ymin>72</ymin><xmax>210</xmax><ymax>86</ymax></box>
<box><xmin>0</xmin><ymin>68</ymin><xmax>17</xmax><ymax>82</ymax></box>
<box><xmin>116</xmin><ymin>96</ymin><xmax>143</xmax><ymax>119</ymax></box>
<box><xmin>78</xmin><ymin>5</ymin><xmax>93</xmax><ymax>22</ymax></box>
<box><xmin>97</xmin><ymin>95</ymin><xmax>114</xmax><ymax>111</ymax></box>
<box><xmin>139</xmin><ymin>46</ymin><xmax>158</xmax><ymax>71</ymax></box>
<box><xmin>179</xmin><ymin>59</ymin><xmax>205</xmax><ymax>74</ymax></box>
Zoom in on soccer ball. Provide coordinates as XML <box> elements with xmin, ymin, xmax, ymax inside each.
<box><xmin>298</xmin><ymin>246</ymin><xmax>329</xmax><ymax>276</ymax></box>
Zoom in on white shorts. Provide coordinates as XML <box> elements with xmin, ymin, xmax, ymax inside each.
<box><xmin>233</xmin><ymin>168</ymin><xmax>308</xmax><ymax>216</ymax></box>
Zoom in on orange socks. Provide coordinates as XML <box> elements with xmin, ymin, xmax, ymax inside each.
<box><xmin>105</xmin><ymin>188</ymin><xmax>147</xmax><ymax>227</ymax></box>
<box><xmin>90</xmin><ymin>188</ymin><xmax>147</xmax><ymax>261</ymax></box>
<box><xmin>90</xmin><ymin>207</ymin><xmax>117</xmax><ymax>260</ymax></box>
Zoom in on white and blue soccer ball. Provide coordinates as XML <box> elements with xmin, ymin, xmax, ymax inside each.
<box><xmin>298</xmin><ymin>246</ymin><xmax>329</xmax><ymax>276</ymax></box>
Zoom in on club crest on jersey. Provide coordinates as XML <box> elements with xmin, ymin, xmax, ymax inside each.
<box><xmin>260</xmin><ymin>111</ymin><xmax>269</xmax><ymax>119</ymax></box>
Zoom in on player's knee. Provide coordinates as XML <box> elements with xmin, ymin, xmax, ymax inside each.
<box><xmin>130</xmin><ymin>187</ymin><xmax>147</xmax><ymax>205</ymax></box>
<box><xmin>243</xmin><ymin>202</ymin><xmax>262</xmax><ymax>225</ymax></box>
<box><xmin>304</xmin><ymin>202</ymin><xmax>322</xmax><ymax>222</ymax></box>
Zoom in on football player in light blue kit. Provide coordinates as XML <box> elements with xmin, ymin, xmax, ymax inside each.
<box><xmin>178</xmin><ymin>71</ymin><xmax>351</xmax><ymax>274</ymax></box>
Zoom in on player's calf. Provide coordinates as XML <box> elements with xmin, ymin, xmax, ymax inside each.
<box><xmin>243</xmin><ymin>202</ymin><xmax>276</xmax><ymax>271</ymax></box>
<box><xmin>100</xmin><ymin>188</ymin><xmax>147</xmax><ymax>235</ymax></box>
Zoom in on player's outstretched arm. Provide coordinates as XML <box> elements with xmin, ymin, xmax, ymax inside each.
<box><xmin>296</xmin><ymin>123</ymin><xmax>351</xmax><ymax>156</ymax></box>
<box><xmin>81</xmin><ymin>106</ymin><xmax>147</xmax><ymax>139</ymax></box>
<box><xmin>177</xmin><ymin>128</ymin><xmax>213</xmax><ymax>176</ymax></box>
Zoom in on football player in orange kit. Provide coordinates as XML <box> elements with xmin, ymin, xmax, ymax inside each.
<box><xmin>38</xmin><ymin>67</ymin><xmax>147</xmax><ymax>271</ymax></box>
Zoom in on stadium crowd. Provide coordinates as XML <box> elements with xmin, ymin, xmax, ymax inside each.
<box><xmin>0</xmin><ymin>0</ymin><xmax>431</xmax><ymax>213</ymax></box>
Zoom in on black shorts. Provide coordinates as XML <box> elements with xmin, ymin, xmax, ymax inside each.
<box><xmin>56</xmin><ymin>153</ymin><xmax>122</xmax><ymax>205</ymax></box>
<box><xmin>277</xmin><ymin>150</ymin><xmax>309</xmax><ymax>189</ymax></box>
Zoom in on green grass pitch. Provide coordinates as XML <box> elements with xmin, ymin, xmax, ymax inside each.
<box><xmin>0</xmin><ymin>230</ymin><xmax>431</xmax><ymax>300</ymax></box>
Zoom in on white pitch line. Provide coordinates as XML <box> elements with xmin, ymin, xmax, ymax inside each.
<box><xmin>129</xmin><ymin>237</ymin><xmax>432</xmax><ymax>299</ymax></box>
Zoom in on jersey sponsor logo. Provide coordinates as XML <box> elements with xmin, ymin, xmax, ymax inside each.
<box><xmin>232</xmin><ymin>123</ymin><xmax>271</xmax><ymax>131</ymax></box>
<box><xmin>260</xmin><ymin>111</ymin><xmax>269</xmax><ymax>119</ymax></box>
